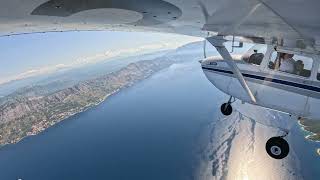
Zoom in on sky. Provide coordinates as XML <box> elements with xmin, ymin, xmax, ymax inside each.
<box><xmin>0</xmin><ymin>31</ymin><xmax>201</xmax><ymax>85</ymax></box>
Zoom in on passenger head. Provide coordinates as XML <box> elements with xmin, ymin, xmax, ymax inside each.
<box><xmin>296</xmin><ymin>60</ymin><xmax>303</xmax><ymax>64</ymax></box>
<box><xmin>283</xmin><ymin>53</ymin><xmax>294</xmax><ymax>59</ymax></box>
<box><xmin>295</xmin><ymin>60</ymin><xmax>304</xmax><ymax>74</ymax></box>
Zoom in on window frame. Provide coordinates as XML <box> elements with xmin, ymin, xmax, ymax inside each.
<box><xmin>315</xmin><ymin>61</ymin><xmax>320</xmax><ymax>81</ymax></box>
<box><xmin>264</xmin><ymin>48</ymin><xmax>316</xmax><ymax>80</ymax></box>
<box><xmin>241</xmin><ymin>44</ymin><xmax>268</xmax><ymax>66</ymax></box>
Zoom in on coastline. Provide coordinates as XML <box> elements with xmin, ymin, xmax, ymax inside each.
<box><xmin>298</xmin><ymin>120</ymin><xmax>320</xmax><ymax>143</ymax></box>
<box><xmin>0</xmin><ymin>59</ymin><xmax>176</xmax><ymax>148</ymax></box>
<box><xmin>0</xmin><ymin>89</ymin><xmax>118</xmax><ymax>147</ymax></box>
<box><xmin>0</xmin><ymin>80</ymin><xmax>137</xmax><ymax>148</ymax></box>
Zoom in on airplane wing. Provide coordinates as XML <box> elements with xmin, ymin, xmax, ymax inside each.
<box><xmin>0</xmin><ymin>0</ymin><xmax>320</xmax><ymax>51</ymax></box>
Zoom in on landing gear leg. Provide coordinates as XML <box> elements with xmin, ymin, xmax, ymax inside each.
<box><xmin>220</xmin><ymin>96</ymin><xmax>234</xmax><ymax>116</ymax></box>
<box><xmin>265</xmin><ymin>132</ymin><xmax>289</xmax><ymax>159</ymax></box>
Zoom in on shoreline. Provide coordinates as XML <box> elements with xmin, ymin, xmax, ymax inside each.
<box><xmin>0</xmin><ymin>84</ymin><xmax>127</xmax><ymax>148</ymax></box>
<box><xmin>0</xmin><ymin>61</ymin><xmax>175</xmax><ymax>148</ymax></box>
<box><xmin>297</xmin><ymin>120</ymin><xmax>320</xmax><ymax>142</ymax></box>
<box><xmin>0</xmin><ymin>59</ymin><xmax>176</xmax><ymax>148</ymax></box>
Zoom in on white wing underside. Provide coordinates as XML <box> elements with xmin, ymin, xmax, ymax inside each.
<box><xmin>0</xmin><ymin>0</ymin><xmax>320</xmax><ymax>51</ymax></box>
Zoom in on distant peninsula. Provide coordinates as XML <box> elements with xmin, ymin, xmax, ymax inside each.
<box><xmin>0</xmin><ymin>59</ymin><xmax>174</xmax><ymax>146</ymax></box>
<box><xmin>298</xmin><ymin>118</ymin><xmax>320</xmax><ymax>142</ymax></box>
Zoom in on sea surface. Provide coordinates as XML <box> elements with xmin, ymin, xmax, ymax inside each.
<box><xmin>0</xmin><ymin>62</ymin><xmax>220</xmax><ymax>180</ymax></box>
<box><xmin>290</xmin><ymin>122</ymin><xmax>320</xmax><ymax>179</ymax></box>
<box><xmin>0</xmin><ymin>61</ymin><xmax>319</xmax><ymax>180</ymax></box>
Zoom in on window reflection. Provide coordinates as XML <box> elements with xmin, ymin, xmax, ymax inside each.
<box><xmin>242</xmin><ymin>45</ymin><xmax>267</xmax><ymax>66</ymax></box>
<box><xmin>268</xmin><ymin>52</ymin><xmax>313</xmax><ymax>77</ymax></box>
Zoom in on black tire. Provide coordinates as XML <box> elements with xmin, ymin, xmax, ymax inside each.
<box><xmin>265</xmin><ymin>137</ymin><xmax>289</xmax><ymax>159</ymax></box>
<box><xmin>220</xmin><ymin>103</ymin><xmax>232</xmax><ymax>116</ymax></box>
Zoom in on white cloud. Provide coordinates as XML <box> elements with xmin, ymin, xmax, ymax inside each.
<box><xmin>0</xmin><ymin>37</ymin><xmax>200</xmax><ymax>85</ymax></box>
<box><xmin>0</xmin><ymin>63</ymin><xmax>70</xmax><ymax>85</ymax></box>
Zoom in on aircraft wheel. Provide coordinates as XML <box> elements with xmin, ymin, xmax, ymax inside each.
<box><xmin>220</xmin><ymin>103</ymin><xmax>232</xmax><ymax>116</ymax></box>
<box><xmin>265</xmin><ymin>137</ymin><xmax>289</xmax><ymax>159</ymax></box>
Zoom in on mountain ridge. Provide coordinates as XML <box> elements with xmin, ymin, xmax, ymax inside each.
<box><xmin>0</xmin><ymin>59</ymin><xmax>173</xmax><ymax>146</ymax></box>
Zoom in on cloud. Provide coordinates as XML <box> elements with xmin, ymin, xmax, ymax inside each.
<box><xmin>74</xmin><ymin>40</ymin><xmax>196</xmax><ymax>65</ymax></box>
<box><xmin>0</xmin><ymin>64</ymin><xmax>70</xmax><ymax>85</ymax></box>
<box><xmin>0</xmin><ymin>37</ymin><xmax>200</xmax><ymax>85</ymax></box>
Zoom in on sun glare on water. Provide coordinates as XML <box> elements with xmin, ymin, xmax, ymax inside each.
<box><xmin>243</xmin><ymin>175</ymin><xmax>249</xmax><ymax>180</ymax></box>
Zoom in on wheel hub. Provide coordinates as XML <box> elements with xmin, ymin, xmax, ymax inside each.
<box><xmin>270</xmin><ymin>145</ymin><xmax>281</xmax><ymax>156</ymax></box>
<box><xmin>265</xmin><ymin>136</ymin><xmax>289</xmax><ymax>159</ymax></box>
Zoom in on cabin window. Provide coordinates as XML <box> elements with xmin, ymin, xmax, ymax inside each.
<box><xmin>268</xmin><ymin>51</ymin><xmax>313</xmax><ymax>77</ymax></box>
<box><xmin>241</xmin><ymin>45</ymin><xmax>267</xmax><ymax>66</ymax></box>
<box><xmin>317</xmin><ymin>67</ymin><xmax>320</xmax><ymax>80</ymax></box>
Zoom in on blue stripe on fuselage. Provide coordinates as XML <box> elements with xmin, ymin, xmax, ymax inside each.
<box><xmin>202</xmin><ymin>66</ymin><xmax>320</xmax><ymax>93</ymax></box>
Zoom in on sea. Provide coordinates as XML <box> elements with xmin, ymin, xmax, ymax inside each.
<box><xmin>0</xmin><ymin>61</ymin><xmax>319</xmax><ymax>180</ymax></box>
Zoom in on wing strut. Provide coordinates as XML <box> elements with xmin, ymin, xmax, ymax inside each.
<box><xmin>206</xmin><ymin>36</ymin><xmax>257</xmax><ymax>104</ymax></box>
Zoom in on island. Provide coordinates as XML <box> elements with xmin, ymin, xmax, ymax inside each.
<box><xmin>298</xmin><ymin>118</ymin><xmax>320</xmax><ymax>141</ymax></box>
<box><xmin>317</xmin><ymin>148</ymin><xmax>320</xmax><ymax>156</ymax></box>
<box><xmin>0</xmin><ymin>59</ymin><xmax>174</xmax><ymax>146</ymax></box>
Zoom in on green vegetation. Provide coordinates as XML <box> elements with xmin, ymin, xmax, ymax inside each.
<box><xmin>0</xmin><ymin>59</ymin><xmax>173</xmax><ymax>146</ymax></box>
<box><xmin>299</xmin><ymin>119</ymin><xmax>320</xmax><ymax>141</ymax></box>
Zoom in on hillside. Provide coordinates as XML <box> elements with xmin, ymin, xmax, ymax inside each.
<box><xmin>0</xmin><ymin>59</ymin><xmax>173</xmax><ymax>146</ymax></box>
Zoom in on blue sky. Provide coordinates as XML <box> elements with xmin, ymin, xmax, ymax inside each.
<box><xmin>0</xmin><ymin>31</ymin><xmax>200</xmax><ymax>85</ymax></box>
